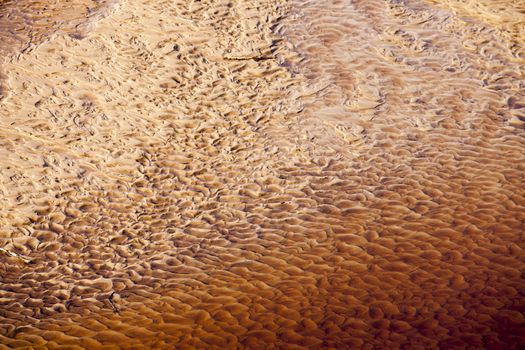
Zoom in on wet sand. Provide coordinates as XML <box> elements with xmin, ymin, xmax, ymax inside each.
<box><xmin>0</xmin><ymin>0</ymin><xmax>524</xmax><ymax>348</ymax></box>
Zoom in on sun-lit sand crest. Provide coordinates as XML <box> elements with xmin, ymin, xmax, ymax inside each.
<box><xmin>0</xmin><ymin>0</ymin><xmax>524</xmax><ymax>348</ymax></box>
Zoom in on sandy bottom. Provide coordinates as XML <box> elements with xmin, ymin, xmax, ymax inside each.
<box><xmin>0</xmin><ymin>0</ymin><xmax>524</xmax><ymax>349</ymax></box>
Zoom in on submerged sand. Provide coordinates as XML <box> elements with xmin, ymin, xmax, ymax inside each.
<box><xmin>0</xmin><ymin>0</ymin><xmax>524</xmax><ymax>348</ymax></box>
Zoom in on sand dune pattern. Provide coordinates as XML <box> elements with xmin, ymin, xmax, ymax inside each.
<box><xmin>0</xmin><ymin>0</ymin><xmax>524</xmax><ymax>348</ymax></box>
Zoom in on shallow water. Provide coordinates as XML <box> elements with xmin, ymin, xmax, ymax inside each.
<box><xmin>0</xmin><ymin>0</ymin><xmax>524</xmax><ymax>348</ymax></box>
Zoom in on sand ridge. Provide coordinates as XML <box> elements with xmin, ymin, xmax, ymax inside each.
<box><xmin>0</xmin><ymin>0</ymin><xmax>524</xmax><ymax>349</ymax></box>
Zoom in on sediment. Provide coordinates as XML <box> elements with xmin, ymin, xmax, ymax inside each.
<box><xmin>0</xmin><ymin>0</ymin><xmax>524</xmax><ymax>349</ymax></box>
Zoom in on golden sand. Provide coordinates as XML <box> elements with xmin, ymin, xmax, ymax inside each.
<box><xmin>0</xmin><ymin>0</ymin><xmax>524</xmax><ymax>348</ymax></box>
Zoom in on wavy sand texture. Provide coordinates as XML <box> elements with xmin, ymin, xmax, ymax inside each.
<box><xmin>0</xmin><ymin>0</ymin><xmax>120</xmax><ymax>100</ymax></box>
<box><xmin>0</xmin><ymin>0</ymin><xmax>524</xmax><ymax>349</ymax></box>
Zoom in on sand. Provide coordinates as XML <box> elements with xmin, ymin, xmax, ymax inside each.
<box><xmin>0</xmin><ymin>0</ymin><xmax>524</xmax><ymax>348</ymax></box>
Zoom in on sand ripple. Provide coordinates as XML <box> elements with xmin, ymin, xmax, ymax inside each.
<box><xmin>0</xmin><ymin>0</ymin><xmax>524</xmax><ymax>348</ymax></box>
